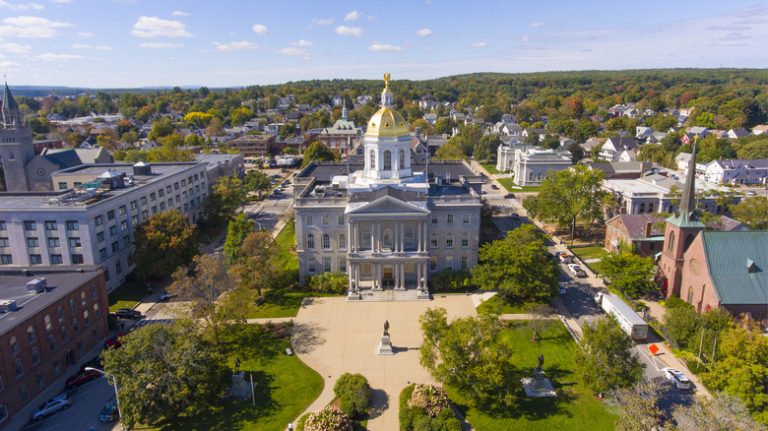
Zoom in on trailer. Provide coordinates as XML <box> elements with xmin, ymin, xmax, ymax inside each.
<box><xmin>594</xmin><ymin>292</ymin><xmax>648</xmax><ymax>341</ymax></box>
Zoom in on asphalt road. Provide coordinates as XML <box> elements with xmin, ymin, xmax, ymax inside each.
<box><xmin>20</xmin><ymin>378</ymin><xmax>117</xmax><ymax>431</ymax></box>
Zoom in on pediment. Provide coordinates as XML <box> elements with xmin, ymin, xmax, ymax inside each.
<box><xmin>347</xmin><ymin>195</ymin><xmax>429</xmax><ymax>215</ymax></box>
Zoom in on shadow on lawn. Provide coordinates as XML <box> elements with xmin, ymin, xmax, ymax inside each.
<box><xmin>221</xmin><ymin>324</ymin><xmax>289</xmax><ymax>364</ymax></box>
<box><xmin>291</xmin><ymin>323</ymin><xmax>326</xmax><ymax>354</ymax></box>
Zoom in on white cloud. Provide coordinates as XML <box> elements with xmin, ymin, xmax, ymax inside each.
<box><xmin>310</xmin><ymin>17</ymin><xmax>332</xmax><ymax>27</ymax></box>
<box><xmin>171</xmin><ymin>10</ymin><xmax>189</xmax><ymax>17</ymax></box>
<box><xmin>471</xmin><ymin>41</ymin><xmax>487</xmax><ymax>48</ymax></box>
<box><xmin>0</xmin><ymin>41</ymin><xmax>30</xmax><ymax>53</ymax></box>
<box><xmin>291</xmin><ymin>39</ymin><xmax>313</xmax><ymax>47</ymax></box>
<box><xmin>416</xmin><ymin>28</ymin><xmax>432</xmax><ymax>37</ymax></box>
<box><xmin>72</xmin><ymin>43</ymin><xmax>112</xmax><ymax>50</ymax></box>
<box><xmin>529</xmin><ymin>21</ymin><xmax>545</xmax><ymax>28</ymax></box>
<box><xmin>0</xmin><ymin>16</ymin><xmax>70</xmax><ymax>38</ymax></box>
<box><xmin>50</xmin><ymin>0</ymin><xmax>71</xmax><ymax>3</ymax></box>
<box><xmin>213</xmin><ymin>40</ymin><xmax>257</xmax><ymax>52</ymax></box>
<box><xmin>77</xmin><ymin>31</ymin><xmax>92</xmax><ymax>37</ymax></box>
<box><xmin>521</xmin><ymin>34</ymin><xmax>529</xmax><ymax>43</ymax></box>
<box><xmin>36</xmin><ymin>52</ymin><xmax>82</xmax><ymax>61</ymax></box>
<box><xmin>131</xmin><ymin>16</ymin><xmax>191</xmax><ymax>38</ymax></box>
<box><xmin>0</xmin><ymin>1</ymin><xmax>45</xmax><ymax>11</ymax></box>
<box><xmin>0</xmin><ymin>60</ymin><xmax>20</xmax><ymax>68</ymax></box>
<box><xmin>278</xmin><ymin>47</ymin><xmax>308</xmax><ymax>56</ymax></box>
<box><xmin>139</xmin><ymin>42</ymin><xmax>183</xmax><ymax>49</ymax></box>
<box><xmin>369</xmin><ymin>43</ymin><xmax>402</xmax><ymax>52</ymax></box>
<box><xmin>344</xmin><ymin>10</ymin><xmax>360</xmax><ymax>21</ymax></box>
<box><xmin>336</xmin><ymin>26</ymin><xmax>362</xmax><ymax>37</ymax></box>
<box><xmin>251</xmin><ymin>23</ymin><xmax>268</xmax><ymax>35</ymax></box>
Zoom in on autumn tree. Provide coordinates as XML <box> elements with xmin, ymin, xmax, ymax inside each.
<box><xmin>599</xmin><ymin>250</ymin><xmax>656</xmax><ymax>298</ymax></box>
<box><xmin>674</xmin><ymin>393</ymin><xmax>767</xmax><ymax>431</ymax></box>
<box><xmin>223</xmin><ymin>214</ymin><xmax>255</xmax><ymax>266</ymax></box>
<box><xmin>434</xmin><ymin>140</ymin><xmax>466</xmax><ymax>160</ymax></box>
<box><xmin>302</xmin><ymin>141</ymin><xmax>335</xmax><ymax>166</ymax></box>
<box><xmin>102</xmin><ymin>321</ymin><xmax>229</xmax><ymax>429</ymax></box>
<box><xmin>132</xmin><ymin>210</ymin><xmax>198</xmax><ymax>280</ymax></box>
<box><xmin>731</xmin><ymin>196</ymin><xmax>768</xmax><ymax>230</ymax></box>
<box><xmin>471</xmin><ymin>224</ymin><xmax>558</xmax><ymax>302</ymax></box>
<box><xmin>610</xmin><ymin>380</ymin><xmax>664</xmax><ymax>431</ymax></box>
<box><xmin>230</xmin><ymin>230</ymin><xmax>279</xmax><ymax>297</ymax></box>
<box><xmin>244</xmin><ymin>169</ymin><xmax>272</xmax><ymax>199</ymax></box>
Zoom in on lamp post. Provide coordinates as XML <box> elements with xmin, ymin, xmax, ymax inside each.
<box><xmin>85</xmin><ymin>367</ymin><xmax>122</xmax><ymax>429</ymax></box>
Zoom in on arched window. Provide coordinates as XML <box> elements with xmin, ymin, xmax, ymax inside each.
<box><xmin>639</xmin><ymin>203</ymin><xmax>645</xmax><ymax>213</ymax></box>
<box><xmin>306</xmin><ymin>233</ymin><xmax>315</xmax><ymax>249</ymax></box>
<box><xmin>369</xmin><ymin>150</ymin><xmax>375</xmax><ymax>169</ymax></box>
<box><xmin>322</xmin><ymin>233</ymin><xmax>330</xmax><ymax>249</ymax></box>
<box><xmin>383</xmin><ymin>150</ymin><xmax>392</xmax><ymax>170</ymax></box>
<box><xmin>446</xmin><ymin>233</ymin><xmax>454</xmax><ymax>248</ymax></box>
<box><xmin>667</xmin><ymin>231</ymin><xmax>675</xmax><ymax>253</ymax></box>
<box><xmin>399</xmin><ymin>149</ymin><xmax>405</xmax><ymax>169</ymax></box>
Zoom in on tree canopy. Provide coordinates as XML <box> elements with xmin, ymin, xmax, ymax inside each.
<box><xmin>599</xmin><ymin>250</ymin><xmax>657</xmax><ymax>299</ymax></box>
<box><xmin>132</xmin><ymin>210</ymin><xmax>198</xmax><ymax>280</ymax></box>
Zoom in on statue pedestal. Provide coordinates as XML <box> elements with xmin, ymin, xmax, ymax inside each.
<box><xmin>377</xmin><ymin>334</ymin><xmax>394</xmax><ymax>355</ymax></box>
<box><xmin>521</xmin><ymin>373</ymin><xmax>557</xmax><ymax>398</ymax></box>
<box><xmin>417</xmin><ymin>289</ymin><xmax>430</xmax><ymax>300</ymax></box>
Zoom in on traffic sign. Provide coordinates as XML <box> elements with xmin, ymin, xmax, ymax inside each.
<box><xmin>648</xmin><ymin>344</ymin><xmax>659</xmax><ymax>355</ymax></box>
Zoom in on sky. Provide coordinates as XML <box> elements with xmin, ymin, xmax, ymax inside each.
<box><xmin>0</xmin><ymin>0</ymin><xmax>766</xmax><ymax>88</ymax></box>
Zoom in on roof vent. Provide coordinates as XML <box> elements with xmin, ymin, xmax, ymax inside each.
<box><xmin>0</xmin><ymin>299</ymin><xmax>18</xmax><ymax>313</ymax></box>
<box><xmin>26</xmin><ymin>278</ymin><xmax>47</xmax><ymax>293</ymax></box>
<box><xmin>133</xmin><ymin>161</ymin><xmax>152</xmax><ymax>176</ymax></box>
<box><xmin>747</xmin><ymin>259</ymin><xmax>758</xmax><ymax>273</ymax></box>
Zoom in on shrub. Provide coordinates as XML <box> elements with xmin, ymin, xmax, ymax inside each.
<box><xmin>413</xmin><ymin>409</ymin><xmax>463</xmax><ymax>431</ymax></box>
<box><xmin>308</xmin><ymin>272</ymin><xmax>347</xmax><ymax>294</ymax></box>
<box><xmin>408</xmin><ymin>384</ymin><xmax>452</xmax><ymax>417</ymax></box>
<box><xmin>301</xmin><ymin>407</ymin><xmax>354</xmax><ymax>431</ymax></box>
<box><xmin>333</xmin><ymin>373</ymin><xmax>370</xmax><ymax>418</ymax></box>
<box><xmin>400</xmin><ymin>384</ymin><xmax>461</xmax><ymax>431</ymax></box>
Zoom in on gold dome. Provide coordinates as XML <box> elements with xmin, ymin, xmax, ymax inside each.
<box><xmin>366</xmin><ymin>107</ymin><xmax>409</xmax><ymax>138</ymax></box>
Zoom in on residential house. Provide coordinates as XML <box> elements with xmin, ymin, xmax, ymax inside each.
<box><xmin>701</xmin><ymin>158</ymin><xmax>768</xmax><ymax>185</ymax></box>
<box><xmin>751</xmin><ymin>124</ymin><xmax>768</xmax><ymax>135</ymax></box>
<box><xmin>599</xmin><ymin>136</ymin><xmax>637</xmax><ymax>162</ymax></box>
<box><xmin>727</xmin><ymin>128</ymin><xmax>749</xmax><ymax>139</ymax></box>
<box><xmin>587</xmin><ymin>161</ymin><xmax>651</xmax><ymax>179</ymax></box>
<box><xmin>635</xmin><ymin>126</ymin><xmax>655</xmax><ymax>141</ymax></box>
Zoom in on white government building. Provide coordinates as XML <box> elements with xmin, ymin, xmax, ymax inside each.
<box><xmin>294</xmin><ymin>75</ymin><xmax>484</xmax><ymax>299</ymax></box>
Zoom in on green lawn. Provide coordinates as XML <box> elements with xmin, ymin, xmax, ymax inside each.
<box><xmin>244</xmin><ymin>289</ymin><xmax>340</xmax><ymax>319</ymax></box>
<box><xmin>140</xmin><ymin>324</ymin><xmax>324</xmax><ymax>431</ymax></box>
<box><xmin>275</xmin><ymin>219</ymin><xmax>298</xmax><ymax>275</ymax></box>
<box><xmin>497</xmin><ymin>178</ymin><xmax>541</xmax><ymax>192</ymax></box>
<box><xmin>447</xmin><ymin>321</ymin><xmax>616</xmax><ymax>431</ymax></box>
<box><xmin>481</xmin><ymin>163</ymin><xmax>500</xmax><ymax>175</ymax></box>
<box><xmin>570</xmin><ymin>245</ymin><xmax>610</xmax><ymax>276</ymax></box>
<box><xmin>108</xmin><ymin>278</ymin><xmax>148</xmax><ymax>312</ymax></box>
<box><xmin>476</xmin><ymin>295</ymin><xmax>547</xmax><ymax>314</ymax></box>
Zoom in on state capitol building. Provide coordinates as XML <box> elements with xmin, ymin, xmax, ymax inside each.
<box><xmin>293</xmin><ymin>75</ymin><xmax>484</xmax><ymax>299</ymax></box>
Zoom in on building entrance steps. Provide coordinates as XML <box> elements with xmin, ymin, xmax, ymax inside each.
<box><xmin>348</xmin><ymin>288</ymin><xmax>430</xmax><ymax>302</ymax></box>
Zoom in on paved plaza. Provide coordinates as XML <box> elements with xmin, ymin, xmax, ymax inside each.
<box><xmin>292</xmin><ymin>295</ymin><xmax>477</xmax><ymax>430</ymax></box>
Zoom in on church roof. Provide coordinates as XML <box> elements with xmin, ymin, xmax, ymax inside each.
<box><xmin>2</xmin><ymin>81</ymin><xmax>18</xmax><ymax>111</ymax></box>
<box><xmin>44</xmin><ymin>148</ymin><xmax>83</xmax><ymax>169</ymax></box>
<box><xmin>701</xmin><ymin>231</ymin><xmax>768</xmax><ymax>305</ymax></box>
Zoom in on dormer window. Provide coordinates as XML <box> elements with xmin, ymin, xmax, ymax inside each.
<box><xmin>747</xmin><ymin>259</ymin><xmax>758</xmax><ymax>273</ymax></box>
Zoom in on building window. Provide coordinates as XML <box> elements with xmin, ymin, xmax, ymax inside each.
<box><xmin>305</xmin><ymin>215</ymin><xmax>313</xmax><ymax>225</ymax></box>
<box><xmin>463</xmin><ymin>213</ymin><xmax>470</xmax><ymax>224</ymax></box>
<box><xmin>60</xmin><ymin>326</ymin><xmax>68</xmax><ymax>342</ymax></box>
<box><xmin>99</xmin><ymin>248</ymin><xmax>107</xmax><ymax>259</ymax></box>
<box><xmin>369</xmin><ymin>149</ymin><xmax>376</xmax><ymax>169</ymax></box>
<box><xmin>338</xmin><ymin>215</ymin><xmax>344</xmax><ymax>225</ymax></box>
<box><xmin>430</xmin><ymin>256</ymin><xmax>438</xmax><ymax>272</ymax></box>
<box><xmin>66</xmin><ymin>220</ymin><xmax>79</xmax><ymax>231</ymax></box>
<box><xmin>399</xmin><ymin>149</ymin><xmax>405</xmax><ymax>168</ymax></box>
<box><xmin>26</xmin><ymin>237</ymin><xmax>39</xmax><ymax>247</ymax></box>
<box><xmin>383</xmin><ymin>150</ymin><xmax>392</xmax><ymax>170</ymax></box>
<box><xmin>0</xmin><ymin>221</ymin><xmax>5</xmax><ymax>230</ymax></box>
<box><xmin>362</xmin><ymin>263</ymin><xmax>372</xmax><ymax>276</ymax></box>
<box><xmin>119</xmin><ymin>205</ymin><xmax>126</xmax><ymax>215</ymax></box>
<box><xmin>339</xmin><ymin>258</ymin><xmax>347</xmax><ymax>272</ymax></box>
<box><xmin>140</xmin><ymin>197</ymin><xmax>147</xmax><ymax>206</ymax></box>
<box><xmin>83</xmin><ymin>309</ymin><xmax>90</xmax><ymax>325</ymax></box>
<box><xmin>50</xmin><ymin>254</ymin><xmax>63</xmax><ymax>265</ymax></box>
<box><xmin>338</xmin><ymin>234</ymin><xmax>346</xmax><ymax>249</ymax></box>
<box><xmin>0</xmin><ymin>237</ymin><xmax>9</xmax><ymax>247</ymax></box>
<box><xmin>431</xmin><ymin>215</ymin><xmax>438</xmax><ymax>224</ymax></box>
<box><xmin>71</xmin><ymin>254</ymin><xmax>84</xmax><ymax>264</ymax></box>
<box><xmin>9</xmin><ymin>336</ymin><xmax>18</xmax><ymax>355</ymax></box>
<box><xmin>96</xmin><ymin>232</ymin><xmax>104</xmax><ymax>243</ymax></box>
<box><xmin>47</xmin><ymin>237</ymin><xmax>60</xmax><ymax>247</ymax></box>
<box><xmin>47</xmin><ymin>334</ymin><xmax>56</xmax><ymax>352</ymax></box>
<box><xmin>0</xmin><ymin>404</ymin><xmax>7</xmax><ymax>423</ymax></box>
<box><xmin>462</xmin><ymin>232</ymin><xmax>469</xmax><ymax>248</ymax></box>
<box><xmin>71</xmin><ymin>317</ymin><xmax>79</xmax><ymax>333</ymax></box>
<box><xmin>111</xmin><ymin>241</ymin><xmax>119</xmax><ymax>252</ymax></box>
<box><xmin>30</xmin><ymin>346</ymin><xmax>40</xmax><ymax>365</ymax></box>
<box><xmin>322</xmin><ymin>215</ymin><xmax>329</xmax><ymax>225</ymax></box>
<box><xmin>306</xmin><ymin>234</ymin><xmax>315</xmax><ymax>249</ymax></box>
<box><xmin>94</xmin><ymin>215</ymin><xmax>103</xmax><ymax>226</ymax></box>
<box><xmin>446</xmin><ymin>233</ymin><xmax>454</xmax><ymax>248</ymax></box>
<box><xmin>461</xmin><ymin>256</ymin><xmax>468</xmax><ymax>270</ymax></box>
<box><xmin>24</xmin><ymin>221</ymin><xmax>36</xmax><ymax>231</ymax></box>
<box><xmin>68</xmin><ymin>237</ymin><xmax>81</xmax><ymax>247</ymax></box>
<box><xmin>447</xmin><ymin>214</ymin><xmax>454</xmax><ymax>224</ymax></box>
<box><xmin>158</xmin><ymin>189</ymin><xmax>164</xmax><ymax>198</ymax></box>
<box><xmin>323</xmin><ymin>257</ymin><xmax>332</xmax><ymax>272</ymax></box>
<box><xmin>19</xmin><ymin>385</ymin><xmax>29</xmax><ymax>401</ymax></box>
<box><xmin>109</xmin><ymin>225</ymin><xmax>117</xmax><ymax>237</ymax></box>
<box><xmin>130</xmin><ymin>200</ymin><xmax>137</xmax><ymax>211</ymax></box>
<box><xmin>430</xmin><ymin>233</ymin><xmax>438</xmax><ymax>248</ymax></box>
<box><xmin>308</xmin><ymin>259</ymin><xmax>316</xmax><ymax>274</ymax></box>
<box><xmin>29</xmin><ymin>254</ymin><xmax>42</xmax><ymax>265</ymax></box>
<box><xmin>14</xmin><ymin>358</ymin><xmax>23</xmax><ymax>378</ymax></box>
<box><xmin>0</xmin><ymin>255</ymin><xmax>12</xmax><ymax>264</ymax></box>
<box><xmin>122</xmin><ymin>235</ymin><xmax>130</xmax><ymax>247</ymax></box>
<box><xmin>116</xmin><ymin>261</ymin><xmax>122</xmax><ymax>274</ymax></box>
<box><xmin>26</xmin><ymin>325</ymin><xmax>36</xmax><ymax>343</ymax></box>
<box><xmin>446</xmin><ymin>256</ymin><xmax>454</xmax><ymax>270</ymax></box>
<box><xmin>45</xmin><ymin>220</ymin><xmax>57</xmax><ymax>231</ymax></box>
<box><xmin>667</xmin><ymin>231</ymin><xmax>675</xmax><ymax>253</ymax></box>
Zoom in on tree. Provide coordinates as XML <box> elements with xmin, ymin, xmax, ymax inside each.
<box><xmin>223</xmin><ymin>214</ymin><xmax>255</xmax><ymax>266</ymax></box>
<box><xmin>148</xmin><ymin>117</ymin><xmax>174</xmax><ymax>140</ymax></box>
<box><xmin>168</xmin><ymin>254</ymin><xmax>244</xmax><ymax>344</ymax></box>
<box><xmin>230</xmin><ymin>231</ymin><xmax>279</xmax><ymax>297</ymax></box>
<box><xmin>610</xmin><ymin>380</ymin><xmax>664</xmax><ymax>431</ymax></box>
<box><xmin>183</xmin><ymin>111</ymin><xmax>214</xmax><ymax>128</ymax></box>
<box><xmin>302</xmin><ymin>407</ymin><xmax>355</xmax><ymax>431</ymax></box>
<box><xmin>694</xmin><ymin>111</ymin><xmax>717</xmax><ymax>129</ymax></box>
<box><xmin>541</xmin><ymin>134</ymin><xmax>560</xmax><ymax>149</ymax></box>
<box><xmin>472</xmin><ymin>224</ymin><xmax>558</xmax><ymax>302</ymax></box>
<box><xmin>434</xmin><ymin>117</ymin><xmax>452</xmax><ymax>135</ymax></box>
<box><xmin>230</xmin><ymin>107</ymin><xmax>255</xmax><ymax>126</ymax></box>
<box><xmin>599</xmin><ymin>250</ymin><xmax>656</xmax><ymax>299</ymax></box>
<box><xmin>333</xmin><ymin>373</ymin><xmax>370</xmax><ymax>418</ymax></box>
<box><xmin>527</xmin><ymin>304</ymin><xmax>554</xmax><ymax>342</ymax></box>
<box><xmin>132</xmin><ymin>210</ymin><xmax>197</xmax><ymax>280</ymax></box>
<box><xmin>523</xmin><ymin>165</ymin><xmax>608</xmax><ymax>244</ymax></box>
<box><xmin>674</xmin><ymin>393</ymin><xmax>767</xmax><ymax>431</ymax></box>
<box><xmin>731</xmin><ymin>196</ymin><xmax>768</xmax><ymax>230</ymax></box>
<box><xmin>574</xmin><ymin>317</ymin><xmax>644</xmax><ymax>395</ymax></box>
<box><xmin>302</xmin><ymin>141</ymin><xmax>335</xmax><ymax>167</ymax></box>
<box><xmin>434</xmin><ymin>140</ymin><xmax>466</xmax><ymax>160</ymax></box>
<box><xmin>420</xmin><ymin>308</ymin><xmax>518</xmax><ymax>410</ymax></box>
<box><xmin>101</xmin><ymin>321</ymin><xmax>229</xmax><ymax>429</ymax></box>
<box><xmin>308</xmin><ymin>272</ymin><xmax>348</xmax><ymax>294</ymax></box>
<box><xmin>244</xmin><ymin>169</ymin><xmax>272</xmax><ymax>199</ymax></box>
<box><xmin>211</xmin><ymin>176</ymin><xmax>247</xmax><ymax>220</ymax></box>
<box><xmin>663</xmin><ymin>298</ymin><xmax>700</xmax><ymax>348</ymax></box>
<box><xmin>701</xmin><ymin>322</ymin><xmax>768</xmax><ymax>424</ymax></box>
<box><xmin>736</xmin><ymin>139</ymin><xmax>768</xmax><ymax>160</ymax></box>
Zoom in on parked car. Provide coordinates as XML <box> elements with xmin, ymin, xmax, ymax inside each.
<box><xmin>158</xmin><ymin>291</ymin><xmax>171</xmax><ymax>301</ymax></box>
<box><xmin>80</xmin><ymin>355</ymin><xmax>103</xmax><ymax>372</ymax></box>
<box><xmin>104</xmin><ymin>333</ymin><xmax>125</xmax><ymax>349</ymax></box>
<box><xmin>567</xmin><ymin>263</ymin><xmax>583</xmax><ymax>275</ymax></box>
<box><xmin>558</xmin><ymin>253</ymin><xmax>573</xmax><ymax>264</ymax></box>
<box><xmin>505</xmin><ymin>193</ymin><xmax>516</xmax><ymax>198</ymax></box>
<box><xmin>511</xmin><ymin>213</ymin><xmax>520</xmax><ymax>220</ymax></box>
<box><xmin>491</xmin><ymin>184</ymin><xmax>499</xmax><ymax>190</ymax></box>
<box><xmin>574</xmin><ymin>269</ymin><xmax>588</xmax><ymax>278</ymax></box>
<box><xmin>558</xmin><ymin>284</ymin><xmax>567</xmax><ymax>295</ymax></box>
<box><xmin>65</xmin><ymin>368</ymin><xmax>102</xmax><ymax>389</ymax></box>
<box><xmin>99</xmin><ymin>398</ymin><xmax>119</xmax><ymax>423</ymax></box>
<box><xmin>662</xmin><ymin>367</ymin><xmax>692</xmax><ymax>390</ymax></box>
<box><xmin>112</xmin><ymin>308</ymin><xmax>142</xmax><ymax>320</ymax></box>
<box><xmin>32</xmin><ymin>393</ymin><xmax>72</xmax><ymax>421</ymax></box>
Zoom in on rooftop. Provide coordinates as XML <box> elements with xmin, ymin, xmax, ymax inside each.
<box><xmin>702</xmin><ymin>231</ymin><xmax>768</xmax><ymax>305</ymax></box>
<box><xmin>0</xmin><ymin>266</ymin><xmax>103</xmax><ymax>336</ymax></box>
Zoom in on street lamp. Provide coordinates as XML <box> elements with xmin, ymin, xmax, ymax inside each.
<box><xmin>86</xmin><ymin>367</ymin><xmax>122</xmax><ymax>429</ymax></box>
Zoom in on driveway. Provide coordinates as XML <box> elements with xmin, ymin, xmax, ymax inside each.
<box><xmin>292</xmin><ymin>295</ymin><xmax>477</xmax><ymax>431</ymax></box>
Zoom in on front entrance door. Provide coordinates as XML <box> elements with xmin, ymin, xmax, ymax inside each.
<box><xmin>382</xmin><ymin>266</ymin><xmax>394</xmax><ymax>288</ymax></box>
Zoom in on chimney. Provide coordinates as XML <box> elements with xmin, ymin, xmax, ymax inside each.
<box><xmin>644</xmin><ymin>222</ymin><xmax>653</xmax><ymax>238</ymax></box>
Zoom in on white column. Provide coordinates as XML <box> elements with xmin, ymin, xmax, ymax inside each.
<box><xmin>394</xmin><ymin>223</ymin><xmax>399</xmax><ymax>252</ymax></box>
<box><xmin>370</xmin><ymin>223</ymin><xmax>375</xmax><ymax>252</ymax></box>
<box><xmin>354</xmin><ymin>223</ymin><xmax>360</xmax><ymax>252</ymax></box>
<box><xmin>400</xmin><ymin>224</ymin><xmax>404</xmax><ymax>252</ymax></box>
<box><xmin>347</xmin><ymin>222</ymin><xmax>352</xmax><ymax>252</ymax></box>
<box><xmin>417</xmin><ymin>222</ymin><xmax>422</xmax><ymax>252</ymax></box>
<box><xmin>416</xmin><ymin>263</ymin><xmax>421</xmax><ymax>288</ymax></box>
<box><xmin>400</xmin><ymin>264</ymin><xmax>405</xmax><ymax>290</ymax></box>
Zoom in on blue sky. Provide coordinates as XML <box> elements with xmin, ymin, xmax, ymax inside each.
<box><xmin>0</xmin><ymin>0</ymin><xmax>766</xmax><ymax>88</ymax></box>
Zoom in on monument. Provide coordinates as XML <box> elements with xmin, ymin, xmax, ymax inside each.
<box><xmin>377</xmin><ymin>320</ymin><xmax>394</xmax><ymax>355</ymax></box>
<box><xmin>521</xmin><ymin>353</ymin><xmax>557</xmax><ymax>397</ymax></box>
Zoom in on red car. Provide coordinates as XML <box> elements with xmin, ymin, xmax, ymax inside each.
<box><xmin>65</xmin><ymin>369</ymin><xmax>102</xmax><ymax>389</ymax></box>
<box><xmin>103</xmin><ymin>332</ymin><xmax>125</xmax><ymax>349</ymax></box>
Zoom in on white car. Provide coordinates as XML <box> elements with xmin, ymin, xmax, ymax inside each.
<box><xmin>567</xmin><ymin>263</ymin><xmax>582</xmax><ymax>275</ymax></box>
<box><xmin>662</xmin><ymin>367</ymin><xmax>692</xmax><ymax>390</ymax></box>
<box><xmin>32</xmin><ymin>393</ymin><xmax>72</xmax><ymax>420</ymax></box>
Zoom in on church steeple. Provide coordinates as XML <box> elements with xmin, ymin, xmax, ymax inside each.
<box><xmin>341</xmin><ymin>99</ymin><xmax>349</xmax><ymax>121</ymax></box>
<box><xmin>668</xmin><ymin>136</ymin><xmax>704</xmax><ymax>227</ymax></box>
<box><xmin>1</xmin><ymin>80</ymin><xmax>23</xmax><ymax>129</ymax></box>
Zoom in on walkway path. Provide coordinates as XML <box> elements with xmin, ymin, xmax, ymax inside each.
<box><xmin>291</xmin><ymin>295</ymin><xmax>477</xmax><ymax>431</ymax></box>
